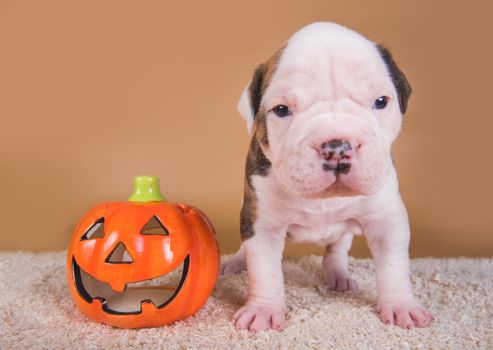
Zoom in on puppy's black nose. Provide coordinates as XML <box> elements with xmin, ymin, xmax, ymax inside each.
<box><xmin>321</xmin><ymin>139</ymin><xmax>352</xmax><ymax>153</ymax></box>
<box><xmin>320</xmin><ymin>139</ymin><xmax>352</xmax><ymax>174</ymax></box>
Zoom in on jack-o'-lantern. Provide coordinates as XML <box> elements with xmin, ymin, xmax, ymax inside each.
<box><xmin>66</xmin><ymin>176</ymin><xmax>220</xmax><ymax>328</ymax></box>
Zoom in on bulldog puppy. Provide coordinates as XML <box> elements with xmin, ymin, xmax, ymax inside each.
<box><xmin>222</xmin><ymin>22</ymin><xmax>433</xmax><ymax>331</ymax></box>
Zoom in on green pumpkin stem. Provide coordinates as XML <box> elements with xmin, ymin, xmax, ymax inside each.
<box><xmin>128</xmin><ymin>176</ymin><xmax>166</xmax><ymax>203</ymax></box>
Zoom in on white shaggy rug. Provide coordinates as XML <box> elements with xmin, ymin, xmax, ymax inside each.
<box><xmin>0</xmin><ymin>251</ymin><xmax>492</xmax><ymax>349</ymax></box>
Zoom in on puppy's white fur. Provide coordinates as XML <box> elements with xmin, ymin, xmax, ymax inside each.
<box><xmin>224</xmin><ymin>22</ymin><xmax>432</xmax><ymax>331</ymax></box>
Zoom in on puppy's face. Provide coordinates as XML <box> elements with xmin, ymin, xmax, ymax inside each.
<box><xmin>239</xmin><ymin>23</ymin><xmax>411</xmax><ymax>198</ymax></box>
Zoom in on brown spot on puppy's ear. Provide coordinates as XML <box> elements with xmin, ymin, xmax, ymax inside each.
<box><xmin>247</xmin><ymin>45</ymin><xmax>286</xmax><ymax>121</ymax></box>
<box><xmin>248</xmin><ymin>64</ymin><xmax>266</xmax><ymax>118</ymax></box>
<box><xmin>377</xmin><ymin>44</ymin><xmax>412</xmax><ymax>114</ymax></box>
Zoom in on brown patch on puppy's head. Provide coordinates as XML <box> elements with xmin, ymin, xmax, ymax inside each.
<box><xmin>377</xmin><ymin>44</ymin><xmax>412</xmax><ymax>114</ymax></box>
<box><xmin>247</xmin><ymin>45</ymin><xmax>286</xmax><ymax>149</ymax></box>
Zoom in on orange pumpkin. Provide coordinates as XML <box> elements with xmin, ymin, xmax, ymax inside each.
<box><xmin>66</xmin><ymin>176</ymin><xmax>220</xmax><ymax>328</ymax></box>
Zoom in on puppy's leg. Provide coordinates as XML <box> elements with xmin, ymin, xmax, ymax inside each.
<box><xmin>322</xmin><ymin>234</ymin><xmax>358</xmax><ymax>292</ymax></box>
<box><xmin>220</xmin><ymin>245</ymin><xmax>246</xmax><ymax>274</ymax></box>
<box><xmin>364</xmin><ymin>199</ymin><xmax>433</xmax><ymax>329</ymax></box>
<box><xmin>232</xmin><ymin>227</ymin><xmax>288</xmax><ymax>332</ymax></box>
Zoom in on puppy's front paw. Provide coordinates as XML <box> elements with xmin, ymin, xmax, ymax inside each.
<box><xmin>232</xmin><ymin>303</ymin><xmax>288</xmax><ymax>332</ymax></box>
<box><xmin>324</xmin><ymin>271</ymin><xmax>358</xmax><ymax>292</ymax></box>
<box><xmin>378</xmin><ymin>300</ymin><xmax>433</xmax><ymax>329</ymax></box>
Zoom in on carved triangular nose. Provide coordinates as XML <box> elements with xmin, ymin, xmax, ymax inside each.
<box><xmin>106</xmin><ymin>242</ymin><xmax>133</xmax><ymax>264</ymax></box>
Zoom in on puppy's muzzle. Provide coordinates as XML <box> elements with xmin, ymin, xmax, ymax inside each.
<box><xmin>320</xmin><ymin>139</ymin><xmax>353</xmax><ymax>174</ymax></box>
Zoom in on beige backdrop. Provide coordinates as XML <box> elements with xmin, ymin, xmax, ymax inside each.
<box><xmin>1</xmin><ymin>1</ymin><xmax>492</xmax><ymax>257</ymax></box>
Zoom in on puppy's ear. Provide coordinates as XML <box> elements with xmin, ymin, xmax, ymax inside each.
<box><xmin>238</xmin><ymin>64</ymin><xmax>266</xmax><ymax>135</ymax></box>
<box><xmin>377</xmin><ymin>44</ymin><xmax>412</xmax><ymax>114</ymax></box>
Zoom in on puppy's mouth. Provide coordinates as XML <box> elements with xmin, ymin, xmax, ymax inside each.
<box><xmin>71</xmin><ymin>256</ymin><xmax>189</xmax><ymax>314</ymax></box>
<box><xmin>305</xmin><ymin>180</ymin><xmax>362</xmax><ymax>199</ymax></box>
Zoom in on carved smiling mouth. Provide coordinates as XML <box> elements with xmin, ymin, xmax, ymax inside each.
<box><xmin>71</xmin><ymin>256</ymin><xmax>189</xmax><ymax>315</ymax></box>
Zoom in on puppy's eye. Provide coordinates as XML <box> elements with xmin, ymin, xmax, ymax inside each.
<box><xmin>272</xmin><ymin>105</ymin><xmax>292</xmax><ymax>118</ymax></box>
<box><xmin>373</xmin><ymin>96</ymin><xmax>388</xmax><ymax>110</ymax></box>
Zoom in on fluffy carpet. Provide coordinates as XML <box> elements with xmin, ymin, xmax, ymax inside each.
<box><xmin>0</xmin><ymin>251</ymin><xmax>492</xmax><ymax>349</ymax></box>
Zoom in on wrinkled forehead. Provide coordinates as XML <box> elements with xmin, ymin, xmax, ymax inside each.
<box><xmin>264</xmin><ymin>23</ymin><xmax>394</xmax><ymax>107</ymax></box>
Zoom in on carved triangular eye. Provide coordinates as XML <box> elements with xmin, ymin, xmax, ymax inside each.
<box><xmin>80</xmin><ymin>217</ymin><xmax>105</xmax><ymax>240</ymax></box>
<box><xmin>141</xmin><ymin>215</ymin><xmax>169</xmax><ymax>236</ymax></box>
<box><xmin>105</xmin><ymin>242</ymin><xmax>133</xmax><ymax>264</ymax></box>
